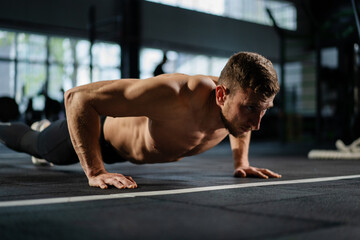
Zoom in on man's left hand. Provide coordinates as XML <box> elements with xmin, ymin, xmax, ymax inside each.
<box><xmin>234</xmin><ymin>166</ymin><xmax>282</xmax><ymax>179</ymax></box>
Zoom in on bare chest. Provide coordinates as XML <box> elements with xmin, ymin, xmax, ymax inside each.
<box><xmin>148</xmin><ymin>119</ymin><xmax>228</xmax><ymax>158</ymax></box>
<box><xmin>104</xmin><ymin>116</ymin><xmax>227</xmax><ymax>163</ymax></box>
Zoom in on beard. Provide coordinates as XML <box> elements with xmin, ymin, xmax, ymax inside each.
<box><xmin>219</xmin><ymin>109</ymin><xmax>245</xmax><ymax>138</ymax></box>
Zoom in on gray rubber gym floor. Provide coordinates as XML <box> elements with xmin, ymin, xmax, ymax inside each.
<box><xmin>1</xmin><ymin>141</ymin><xmax>360</xmax><ymax>240</ymax></box>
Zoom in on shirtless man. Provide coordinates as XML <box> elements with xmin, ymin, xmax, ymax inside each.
<box><xmin>0</xmin><ymin>52</ymin><xmax>281</xmax><ymax>190</ymax></box>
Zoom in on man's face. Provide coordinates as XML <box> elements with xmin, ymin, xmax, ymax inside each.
<box><xmin>218</xmin><ymin>87</ymin><xmax>275</xmax><ymax>137</ymax></box>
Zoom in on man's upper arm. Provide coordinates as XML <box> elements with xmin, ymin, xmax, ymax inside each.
<box><xmin>65</xmin><ymin>76</ymin><xmax>184</xmax><ymax>119</ymax></box>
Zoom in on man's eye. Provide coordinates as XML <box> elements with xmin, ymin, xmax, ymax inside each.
<box><xmin>246</xmin><ymin>106</ymin><xmax>255</xmax><ymax>111</ymax></box>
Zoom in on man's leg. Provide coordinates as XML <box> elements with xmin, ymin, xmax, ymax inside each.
<box><xmin>0</xmin><ymin>120</ymin><xmax>78</xmax><ymax>165</ymax></box>
<box><xmin>37</xmin><ymin>119</ymin><xmax>78</xmax><ymax>165</ymax></box>
<box><xmin>0</xmin><ymin>122</ymin><xmax>40</xmax><ymax>155</ymax></box>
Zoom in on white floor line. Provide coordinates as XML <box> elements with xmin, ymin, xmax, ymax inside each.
<box><xmin>1</xmin><ymin>174</ymin><xmax>360</xmax><ymax>208</ymax></box>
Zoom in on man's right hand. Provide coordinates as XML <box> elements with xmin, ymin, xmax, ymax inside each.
<box><xmin>88</xmin><ymin>171</ymin><xmax>138</xmax><ymax>189</ymax></box>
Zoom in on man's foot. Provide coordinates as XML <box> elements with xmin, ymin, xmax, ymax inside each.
<box><xmin>30</xmin><ymin>119</ymin><xmax>53</xmax><ymax>167</ymax></box>
<box><xmin>31</xmin><ymin>119</ymin><xmax>51</xmax><ymax>132</ymax></box>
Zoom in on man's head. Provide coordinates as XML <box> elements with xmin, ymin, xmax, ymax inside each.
<box><xmin>216</xmin><ymin>52</ymin><xmax>279</xmax><ymax>137</ymax></box>
<box><xmin>218</xmin><ymin>52</ymin><xmax>279</xmax><ymax>98</ymax></box>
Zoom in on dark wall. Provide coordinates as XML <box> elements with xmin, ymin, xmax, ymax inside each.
<box><xmin>0</xmin><ymin>0</ymin><xmax>282</xmax><ymax>60</ymax></box>
<box><xmin>0</xmin><ymin>0</ymin><xmax>119</xmax><ymax>38</ymax></box>
<box><xmin>141</xmin><ymin>2</ymin><xmax>279</xmax><ymax>59</ymax></box>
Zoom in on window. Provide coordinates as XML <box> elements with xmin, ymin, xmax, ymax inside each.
<box><xmin>273</xmin><ymin>58</ymin><xmax>316</xmax><ymax>116</ymax></box>
<box><xmin>140</xmin><ymin>48</ymin><xmax>228</xmax><ymax>79</ymax></box>
<box><xmin>0</xmin><ymin>30</ymin><xmax>121</xmax><ymax>111</ymax></box>
<box><xmin>147</xmin><ymin>0</ymin><xmax>297</xmax><ymax>31</ymax></box>
<box><xmin>92</xmin><ymin>42</ymin><xmax>121</xmax><ymax>82</ymax></box>
<box><xmin>0</xmin><ymin>31</ymin><xmax>16</xmax><ymax>97</ymax></box>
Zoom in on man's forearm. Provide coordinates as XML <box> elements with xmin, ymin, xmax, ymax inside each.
<box><xmin>65</xmin><ymin>90</ymin><xmax>106</xmax><ymax>178</ymax></box>
<box><xmin>229</xmin><ymin>132</ymin><xmax>251</xmax><ymax>169</ymax></box>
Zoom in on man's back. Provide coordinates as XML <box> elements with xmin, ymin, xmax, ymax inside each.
<box><xmin>102</xmin><ymin>73</ymin><xmax>228</xmax><ymax>164</ymax></box>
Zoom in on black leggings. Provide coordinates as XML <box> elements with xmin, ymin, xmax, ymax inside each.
<box><xmin>0</xmin><ymin>118</ymin><xmax>124</xmax><ymax>165</ymax></box>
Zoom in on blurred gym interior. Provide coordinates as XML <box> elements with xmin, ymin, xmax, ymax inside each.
<box><xmin>1</xmin><ymin>0</ymin><xmax>360</xmax><ymax>239</ymax></box>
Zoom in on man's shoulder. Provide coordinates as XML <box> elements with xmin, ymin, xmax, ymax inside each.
<box><xmin>181</xmin><ymin>75</ymin><xmax>217</xmax><ymax>110</ymax></box>
<box><xmin>150</xmin><ymin>73</ymin><xmax>217</xmax><ymax>95</ymax></box>
<box><xmin>187</xmin><ymin>75</ymin><xmax>218</xmax><ymax>92</ymax></box>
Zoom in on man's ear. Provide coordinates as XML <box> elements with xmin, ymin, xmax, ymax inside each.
<box><xmin>216</xmin><ymin>85</ymin><xmax>227</xmax><ymax>106</ymax></box>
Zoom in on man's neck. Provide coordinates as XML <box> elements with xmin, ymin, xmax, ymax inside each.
<box><xmin>206</xmin><ymin>89</ymin><xmax>225</xmax><ymax>131</ymax></box>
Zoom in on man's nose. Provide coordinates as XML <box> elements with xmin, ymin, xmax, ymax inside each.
<box><xmin>251</xmin><ymin>114</ymin><xmax>262</xmax><ymax>131</ymax></box>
